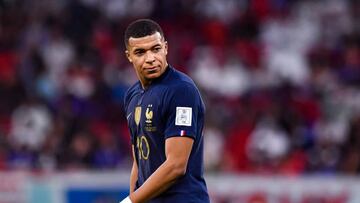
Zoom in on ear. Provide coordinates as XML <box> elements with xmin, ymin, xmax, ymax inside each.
<box><xmin>125</xmin><ymin>50</ymin><xmax>132</xmax><ymax>63</ymax></box>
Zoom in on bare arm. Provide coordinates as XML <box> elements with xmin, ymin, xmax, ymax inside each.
<box><xmin>129</xmin><ymin>145</ymin><xmax>138</xmax><ymax>194</ymax></box>
<box><xmin>129</xmin><ymin>137</ymin><xmax>194</xmax><ymax>203</ymax></box>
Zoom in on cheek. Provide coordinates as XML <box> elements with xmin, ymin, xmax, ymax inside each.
<box><xmin>132</xmin><ymin>62</ymin><xmax>142</xmax><ymax>73</ymax></box>
<box><xmin>133</xmin><ymin>58</ymin><xmax>145</xmax><ymax>67</ymax></box>
<box><xmin>157</xmin><ymin>54</ymin><xmax>167</xmax><ymax>63</ymax></box>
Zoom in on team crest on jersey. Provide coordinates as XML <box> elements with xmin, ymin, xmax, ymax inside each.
<box><xmin>145</xmin><ymin>104</ymin><xmax>153</xmax><ymax>124</ymax></box>
<box><xmin>145</xmin><ymin>104</ymin><xmax>157</xmax><ymax>132</ymax></box>
<box><xmin>134</xmin><ymin>106</ymin><xmax>141</xmax><ymax>126</ymax></box>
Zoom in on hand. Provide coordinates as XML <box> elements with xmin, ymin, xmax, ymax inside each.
<box><xmin>119</xmin><ymin>196</ymin><xmax>132</xmax><ymax>203</ymax></box>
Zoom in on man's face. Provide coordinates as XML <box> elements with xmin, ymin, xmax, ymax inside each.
<box><xmin>126</xmin><ymin>32</ymin><xmax>168</xmax><ymax>87</ymax></box>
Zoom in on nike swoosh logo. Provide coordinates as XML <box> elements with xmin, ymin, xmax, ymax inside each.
<box><xmin>127</xmin><ymin>112</ymin><xmax>132</xmax><ymax>120</ymax></box>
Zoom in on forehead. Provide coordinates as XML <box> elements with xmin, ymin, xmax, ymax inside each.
<box><xmin>128</xmin><ymin>32</ymin><xmax>163</xmax><ymax>51</ymax></box>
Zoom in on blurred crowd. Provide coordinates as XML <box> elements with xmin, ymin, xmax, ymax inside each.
<box><xmin>0</xmin><ymin>0</ymin><xmax>359</xmax><ymax>175</ymax></box>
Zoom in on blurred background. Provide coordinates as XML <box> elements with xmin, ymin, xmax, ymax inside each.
<box><xmin>0</xmin><ymin>0</ymin><xmax>360</xmax><ymax>202</ymax></box>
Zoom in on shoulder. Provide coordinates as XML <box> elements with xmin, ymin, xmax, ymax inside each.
<box><xmin>166</xmin><ymin>68</ymin><xmax>199</xmax><ymax>90</ymax></box>
<box><xmin>164</xmin><ymin>70</ymin><xmax>199</xmax><ymax>95</ymax></box>
<box><xmin>124</xmin><ymin>82</ymin><xmax>141</xmax><ymax>108</ymax></box>
<box><xmin>163</xmin><ymin>69</ymin><xmax>204</xmax><ymax>107</ymax></box>
<box><xmin>125</xmin><ymin>82</ymin><xmax>140</xmax><ymax>99</ymax></box>
<box><xmin>160</xmin><ymin>67</ymin><xmax>205</xmax><ymax>112</ymax></box>
<box><xmin>173</xmin><ymin>68</ymin><xmax>196</xmax><ymax>85</ymax></box>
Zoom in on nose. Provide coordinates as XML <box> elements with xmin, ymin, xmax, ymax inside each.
<box><xmin>145</xmin><ymin>51</ymin><xmax>155</xmax><ymax>63</ymax></box>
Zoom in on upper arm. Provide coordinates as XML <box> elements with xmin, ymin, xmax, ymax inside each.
<box><xmin>165</xmin><ymin>136</ymin><xmax>194</xmax><ymax>173</ymax></box>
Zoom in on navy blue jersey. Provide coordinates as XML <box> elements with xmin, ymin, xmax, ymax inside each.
<box><xmin>124</xmin><ymin>66</ymin><xmax>209</xmax><ymax>203</ymax></box>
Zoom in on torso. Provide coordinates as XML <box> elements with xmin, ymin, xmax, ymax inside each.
<box><xmin>124</xmin><ymin>66</ymin><xmax>210</xmax><ymax>203</ymax></box>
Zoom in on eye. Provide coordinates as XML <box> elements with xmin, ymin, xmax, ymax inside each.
<box><xmin>134</xmin><ymin>51</ymin><xmax>145</xmax><ymax>56</ymax></box>
<box><xmin>153</xmin><ymin>47</ymin><xmax>161</xmax><ymax>52</ymax></box>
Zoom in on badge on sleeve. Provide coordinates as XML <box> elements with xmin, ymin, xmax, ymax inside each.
<box><xmin>175</xmin><ymin>107</ymin><xmax>192</xmax><ymax>126</ymax></box>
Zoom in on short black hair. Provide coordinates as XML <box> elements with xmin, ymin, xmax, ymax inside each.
<box><xmin>124</xmin><ymin>19</ymin><xmax>164</xmax><ymax>48</ymax></box>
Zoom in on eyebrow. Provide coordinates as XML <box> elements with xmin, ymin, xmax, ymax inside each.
<box><xmin>132</xmin><ymin>44</ymin><xmax>162</xmax><ymax>53</ymax></box>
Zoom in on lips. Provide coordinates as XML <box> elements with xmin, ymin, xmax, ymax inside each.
<box><xmin>144</xmin><ymin>66</ymin><xmax>159</xmax><ymax>73</ymax></box>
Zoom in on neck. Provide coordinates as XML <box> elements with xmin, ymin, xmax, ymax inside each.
<box><xmin>140</xmin><ymin>79</ymin><xmax>152</xmax><ymax>89</ymax></box>
<box><xmin>140</xmin><ymin>64</ymin><xmax>169</xmax><ymax>89</ymax></box>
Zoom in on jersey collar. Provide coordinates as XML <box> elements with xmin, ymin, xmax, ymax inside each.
<box><xmin>138</xmin><ymin>65</ymin><xmax>173</xmax><ymax>91</ymax></box>
<box><xmin>152</xmin><ymin>64</ymin><xmax>173</xmax><ymax>85</ymax></box>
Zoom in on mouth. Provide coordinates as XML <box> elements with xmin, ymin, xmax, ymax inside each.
<box><xmin>144</xmin><ymin>66</ymin><xmax>159</xmax><ymax>74</ymax></box>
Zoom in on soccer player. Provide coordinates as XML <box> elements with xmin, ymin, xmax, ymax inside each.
<box><xmin>119</xmin><ymin>19</ymin><xmax>210</xmax><ymax>203</ymax></box>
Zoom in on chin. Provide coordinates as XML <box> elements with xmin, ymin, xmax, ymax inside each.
<box><xmin>146</xmin><ymin>73</ymin><xmax>161</xmax><ymax>79</ymax></box>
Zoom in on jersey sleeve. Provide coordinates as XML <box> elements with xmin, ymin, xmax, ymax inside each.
<box><xmin>163</xmin><ymin>83</ymin><xmax>202</xmax><ymax>140</ymax></box>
